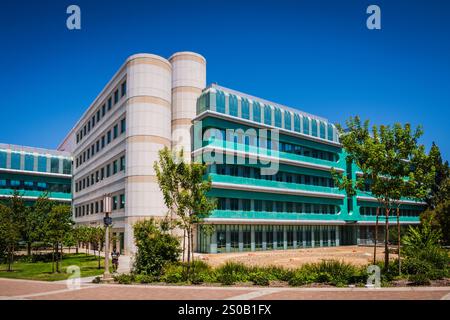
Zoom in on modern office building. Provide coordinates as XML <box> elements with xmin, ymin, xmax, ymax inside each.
<box><xmin>55</xmin><ymin>51</ymin><xmax>425</xmax><ymax>255</ymax></box>
<box><xmin>0</xmin><ymin>143</ymin><xmax>72</xmax><ymax>204</ymax></box>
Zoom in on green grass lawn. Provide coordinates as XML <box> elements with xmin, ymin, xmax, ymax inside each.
<box><xmin>0</xmin><ymin>253</ymin><xmax>110</xmax><ymax>281</ymax></box>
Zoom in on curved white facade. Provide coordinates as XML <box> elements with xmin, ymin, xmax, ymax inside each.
<box><xmin>62</xmin><ymin>52</ymin><xmax>207</xmax><ymax>255</ymax></box>
<box><xmin>169</xmin><ymin>52</ymin><xmax>206</xmax><ymax>161</ymax></box>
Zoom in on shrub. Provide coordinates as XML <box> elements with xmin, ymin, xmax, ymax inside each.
<box><xmin>215</xmin><ymin>262</ymin><xmax>250</xmax><ymax>285</ymax></box>
<box><xmin>409</xmin><ymin>274</ymin><xmax>431</xmax><ymax>286</ymax></box>
<box><xmin>135</xmin><ymin>274</ymin><xmax>155</xmax><ymax>284</ymax></box>
<box><xmin>288</xmin><ymin>270</ymin><xmax>317</xmax><ymax>286</ymax></box>
<box><xmin>113</xmin><ymin>273</ymin><xmax>135</xmax><ymax>284</ymax></box>
<box><xmin>161</xmin><ymin>264</ymin><xmax>186</xmax><ymax>283</ymax></box>
<box><xmin>257</xmin><ymin>266</ymin><xmax>294</xmax><ymax>282</ymax></box>
<box><xmin>249</xmin><ymin>271</ymin><xmax>270</xmax><ymax>286</ymax></box>
<box><xmin>309</xmin><ymin>260</ymin><xmax>359</xmax><ymax>285</ymax></box>
<box><xmin>133</xmin><ymin>219</ymin><xmax>181</xmax><ymax>277</ymax></box>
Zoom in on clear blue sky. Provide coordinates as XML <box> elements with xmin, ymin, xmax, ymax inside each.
<box><xmin>1</xmin><ymin>0</ymin><xmax>449</xmax><ymax>160</ymax></box>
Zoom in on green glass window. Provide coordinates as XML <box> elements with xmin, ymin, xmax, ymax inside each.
<box><xmin>114</xmin><ymin>89</ymin><xmax>119</xmax><ymax>104</ymax></box>
<box><xmin>121</xmin><ymin>81</ymin><xmax>127</xmax><ymax>97</ymax></box>
<box><xmin>216</xmin><ymin>91</ymin><xmax>226</xmax><ymax>113</ymax></box>
<box><xmin>264</xmin><ymin>105</ymin><xmax>272</xmax><ymax>125</ymax></box>
<box><xmin>50</xmin><ymin>158</ymin><xmax>59</xmax><ymax>173</ymax></box>
<box><xmin>274</xmin><ymin>108</ymin><xmax>282</xmax><ymax>128</ymax></box>
<box><xmin>294</xmin><ymin>114</ymin><xmax>301</xmax><ymax>132</ymax></box>
<box><xmin>241</xmin><ymin>98</ymin><xmax>249</xmax><ymax>119</ymax></box>
<box><xmin>252</xmin><ymin>102</ymin><xmax>261</xmax><ymax>122</ymax></box>
<box><xmin>11</xmin><ymin>152</ymin><xmax>21</xmax><ymax>170</ymax></box>
<box><xmin>63</xmin><ymin>159</ymin><xmax>71</xmax><ymax>174</ymax></box>
<box><xmin>24</xmin><ymin>154</ymin><xmax>34</xmax><ymax>171</ymax></box>
<box><xmin>37</xmin><ymin>156</ymin><xmax>47</xmax><ymax>172</ymax></box>
<box><xmin>120</xmin><ymin>194</ymin><xmax>125</xmax><ymax>209</ymax></box>
<box><xmin>113</xmin><ymin>124</ymin><xmax>118</xmax><ymax>139</ymax></box>
<box><xmin>0</xmin><ymin>151</ymin><xmax>7</xmax><ymax>168</ymax></box>
<box><xmin>121</xmin><ymin>118</ymin><xmax>126</xmax><ymax>133</ymax></box>
<box><xmin>120</xmin><ymin>156</ymin><xmax>125</xmax><ymax>171</ymax></box>
<box><xmin>327</xmin><ymin>124</ymin><xmax>334</xmax><ymax>141</ymax></box>
<box><xmin>320</xmin><ymin>121</ymin><xmax>326</xmax><ymax>139</ymax></box>
<box><xmin>284</xmin><ymin>111</ymin><xmax>291</xmax><ymax>130</ymax></box>
<box><xmin>303</xmin><ymin>117</ymin><xmax>310</xmax><ymax>134</ymax></box>
<box><xmin>311</xmin><ymin>120</ymin><xmax>318</xmax><ymax>137</ymax></box>
<box><xmin>229</xmin><ymin>94</ymin><xmax>238</xmax><ymax>117</ymax></box>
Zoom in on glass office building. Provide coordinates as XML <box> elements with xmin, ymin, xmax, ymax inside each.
<box><xmin>0</xmin><ymin>143</ymin><xmax>72</xmax><ymax>204</ymax></box>
<box><xmin>193</xmin><ymin>85</ymin><xmax>425</xmax><ymax>253</ymax></box>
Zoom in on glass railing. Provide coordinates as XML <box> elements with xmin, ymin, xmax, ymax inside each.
<box><xmin>208</xmin><ymin>173</ymin><xmax>345</xmax><ymax>196</ymax></box>
<box><xmin>0</xmin><ymin>188</ymin><xmax>71</xmax><ymax>200</ymax></box>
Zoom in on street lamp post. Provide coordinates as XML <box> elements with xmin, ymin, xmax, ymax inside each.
<box><xmin>102</xmin><ymin>194</ymin><xmax>113</xmax><ymax>282</ymax></box>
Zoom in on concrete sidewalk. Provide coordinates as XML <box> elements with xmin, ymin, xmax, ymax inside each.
<box><xmin>1</xmin><ymin>278</ymin><xmax>449</xmax><ymax>300</ymax></box>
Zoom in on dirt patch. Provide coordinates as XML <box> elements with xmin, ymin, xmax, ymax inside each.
<box><xmin>196</xmin><ymin>246</ymin><xmax>396</xmax><ymax>268</ymax></box>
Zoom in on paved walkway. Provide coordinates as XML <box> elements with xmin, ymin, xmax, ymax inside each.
<box><xmin>0</xmin><ymin>278</ymin><xmax>449</xmax><ymax>300</ymax></box>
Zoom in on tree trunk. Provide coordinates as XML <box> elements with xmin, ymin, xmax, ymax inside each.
<box><xmin>397</xmin><ymin>207</ymin><xmax>401</xmax><ymax>275</ymax></box>
<box><xmin>186</xmin><ymin>228</ymin><xmax>191</xmax><ymax>280</ymax></box>
<box><xmin>98</xmin><ymin>241</ymin><xmax>101</xmax><ymax>269</ymax></box>
<box><xmin>27</xmin><ymin>242</ymin><xmax>31</xmax><ymax>256</ymax></box>
<box><xmin>7</xmin><ymin>244</ymin><xmax>13</xmax><ymax>272</ymax></box>
<box><xmin>52</xmin><ymin>245</ymin><xmax>55</xmax><ymax>274</ymax></box>
<box><xmin>384</xmin><ymin>207</ymin><xmax>390</xmax><ymax>270</ymax></box>
<box><xmin>191</xmin><ymin>226</ymin><xmax>195</xmax><ymax>279</ymax></box>
<box><xmin>182</xmin><ymin>229</ymin><xmax>186</xmax><ymax>263</ymax></box>
<box><xmin>373</xmin><ymin>206</ymin><xmax>379</xmax><ymax>265</ymax></box>
<box><xmin>55</xmin><ymin>243</ymin><xmax>60</xmax><ymax>273</ymax></box>
<box><xmin>76</xmin><ymin>242</ymin><xmax>79</xmax><ymax>254</ymax></box>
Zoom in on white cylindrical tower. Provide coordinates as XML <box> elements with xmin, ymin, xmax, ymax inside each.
<box><xmin>124</xmin><ymin>53</ymin><xmax>172</xmax><ymax>255</ymax></box>
<box><xmin>169</xmin><ymin>51</ymin><xmax>206</xmax><ymax>161</ymax></box>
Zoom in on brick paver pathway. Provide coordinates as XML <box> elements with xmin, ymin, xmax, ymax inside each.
<box><xmin>1</xmin><ymin>278</ymin><xmax>449</xmax><ymax>300</ymax></box>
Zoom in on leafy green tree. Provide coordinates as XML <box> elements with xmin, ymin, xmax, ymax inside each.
<box><xmin>44</xmin><ymin>204</ymin><xmax>73</xmax><ymax>273</ymax></box>
<box><xmin>26</xmin><ymin>195</ymin><xmax>54</xmax><ymax>255</ymax></box>
<box><xmin>426</xmin><ymin>143</ymin><xmax>450</xmax><ymax>208</ymax></box>
<box><xmin>154</xmin><ymin>147</ymin><xmax>216</xmax><ymax>279</ymax></box>
<box><xmin>334</xmin><ymin>117</ymin><xmax>434</xmax><ymax>271</ymax></box>
<box><xmin>90</xmin><ymin>226</ymin><xmax>105</xmax><ymax>269</ymax></box>
<box><xmin>0</xmin><ymin>204</ymin><xmax>21</xmax><ymax>271</ymax></box>
<box><xmin>133</xmin><ymin>218</ymin><xmax>181</xmax><ymax>277</ymax></box>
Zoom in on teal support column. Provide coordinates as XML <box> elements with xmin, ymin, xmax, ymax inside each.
<box><xmin>250</xmin><ymin>225</ymin><xmax>255</xmax><ymax>251</ymax></box>
<box><xmin>336</xmin><ymin>226</ymin><xmax>340</xmax><ymax>246</ymax></box>
<box><xmin>328</xmin><ymin>227</ymin><xmax>331</xmax><ymax>247</ymax></box>
<box><xmin>302</xmin><ymin>227</ymin><xmax>306</xmax><ymax>248</ymax></box>
<box><xmin>273</xmin><ymin>228</ymin><xmax>277</xmax><ymax>250</ymax></box>
<box><xmin>311</xmin><ymin>226</ymin><xmax>315</xmax><ymax>248</ymax></box>
<box><xmin>293</xmin><ymin>227</ymin><xmax>297</xmax><ymax>249</ymax></box>
<box><xmin>225</xmin><ymin>225</ymin><xmax>231</xmax><ymax>252</ymax></box>
<box><xmin>210</xmin><ymin>230</ymin><xmax>217</xmax><ymax>254</ymax></box>
<box><xmin>320</xmin><ymin>226</ymin><xmax>323</xmax><ymax>247</ymax></box>
<box><xmin>238</xmin><ymin>225</ymin><xmax>243</xmax><ymax>252</ymax></box>
<box><xmin>262</xmin><ymin>226</ymin><xmax>267</xmax><ymax>250</ymax></box>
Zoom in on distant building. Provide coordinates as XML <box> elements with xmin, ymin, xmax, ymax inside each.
<box><xmin>0</xmin><ymin>143</ymin><xmax>72</xmax><ymax>204</ymax></box>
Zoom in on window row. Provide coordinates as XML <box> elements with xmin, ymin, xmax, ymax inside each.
<box><xmin>216</xmin><ymin>197</ymin><xmax>340</xmax><ymax>214</ymax></box>
<box><xmin>197</xmin><ymin>224</ymin><xmax>338</xmax><ymax>253</ymax></box>
<box><xmin>213</xmin><ymin>164</ymin><xmax>335</xmax><ymax>188</ymax></box>
<box><xmin>74</xmin><ymin>193</ymin><xmax>125</xmax><ymax>217</ymax></box>
<box><xmin>0</xmin><ymin>179</ymin><xmax>71</xmax><ymax>194</ymax></box>
<box><xmin>204</xmin><ymin>128</ymin><xmax>338</xmax><ymax>162</ymax></box>
<box><xmin>75</xmin><ymin>117</ymin><xmax>126</xmax><ymax>169</ymax></box>
<box><xmin>359</xmin><ymin>206</ymin><xmax>421</xmax><ymax>217</ymax></box>
<box><xmin>197</xmin><ymin>90</ymin><xmax>338</xmax><ymax>142</ymax></box>
<box><xmin>0</xmin><ymin>150</ymin><xmax>72</xmax><ymax>175</ymax></box>
<box><xmin>75</xmin><ymin>155</ymin><xmax>125</xmax><ymax>193</ymax></box>
<box><xmin>76</xmin><ymin>80</ymin><xmax>127</xmax><ymax>144</ymax></box>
